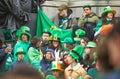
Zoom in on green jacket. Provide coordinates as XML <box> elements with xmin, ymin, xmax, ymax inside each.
<box><xmin>78</xmin><ymin>12</ymin><xmax>99</xmax><ymax>28</ymax></box>
<box><xmin>14</xmin><ymin>40</ymin><xmax>30</xmax><ymax>61</ymax></box>
<box><xmin>95</xmin><ymin>19</ymin><xmax>112</xmax><ymax>32</ymax></box>
<box><xmin>28</xmin><ymin>47</ymin><xmax>41</xmax><ymax>64</ymax></box>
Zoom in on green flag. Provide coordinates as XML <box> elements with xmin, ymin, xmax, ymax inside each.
<box><xmin>36</xmin><ymin>7</ymin><xmax>73</xmax><ymax>41</ymax></box>
<box><xmin>36</xmin><ymin>7</ymin><xmax>57</xmax><ymax>37</ymax></box>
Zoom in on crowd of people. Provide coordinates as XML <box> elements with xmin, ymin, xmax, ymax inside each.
<box><xmin>0</xmin><ymin>3</ymin><xmax>120</xmax><ymax>79</ymax></box>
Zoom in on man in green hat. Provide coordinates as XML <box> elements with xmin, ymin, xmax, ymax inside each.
<box><xmin>65</xmin><ymin>45</ymin><xmax>87</xmax><ymax>79</ymax></box>
<box><xmin>47</xmin><ymin>61</ymin><xmax>64</xmax><ymax>79</ymax></box>
<box><xmin>14</xmin><ymin>32</ymin><xmax>31</xmax><ymax>62</ymax></box>
<box><xmin>10</xmin><ymin>47</ymin><xmax>26</xmax><ymax>71</ymax></box>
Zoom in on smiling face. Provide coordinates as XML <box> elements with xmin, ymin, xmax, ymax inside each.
<box><xmin>21</xmin><ymin>34</ymin><xmax>28</xmax><ymax>42</ymax></box>
<box><xmin>52</xmin><ymin>40</ymin><xmax>59</xmax><ymax>48</ymax></box>
<box><xmin>107</xmin><ymin>12</ymin><xmax>114</xmax><ymax>19</ymax></box>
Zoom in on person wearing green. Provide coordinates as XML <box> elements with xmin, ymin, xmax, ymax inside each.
<box><xmin>10</xmin><ymin>47</ymin><xmax>26</xmax><ymax>71</ymax></box>
<box><xmin>74</xmin><ymin>29</ymin><xmax>86</xmax><ymax>44</ymax></box>
<box><xmin>14</xmin><ymin>32</ymin><xmax>31</xmax><ymax>62</ymax></box>
<box><xmin>65</xmin><ymin>45</ymin><xmax>87</xmax><ymax>79</ymax></box>
<box><xmin>62</xmin><ymin>37</ymin><xmax>74</xmax><ymax>52</ymax></box>
<box><xmin>47</xmin><ymin>61</ymin><xmax>64</xmax><ymax>79</ymax></box>
<box><xmin>95</xmin><ymin>6</ymin><xmax>116</xmax><ymax>36</ymax></box>
<box><xmin>28</xmin><ymin>36</ymin><xmax>42</xmax><ymax>69</ymax></box>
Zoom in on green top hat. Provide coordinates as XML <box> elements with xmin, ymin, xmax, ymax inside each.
<box><xmin>74</xmin><ymin>29</ymin><xmax>86</xmax><ymax>42</ymax></box>
<box><xmin>68</xmin><ymin>45</ymin><xmax>84</xmax><ymax>60</ymax></box>
<box><xmin>20</xmin><ymin>32</ymin><xmax>31</xmax><ymax>41</ymax></box>
<box><xmin>46</xmin><ymin>75</ymin><xmax>57</xmax><ymax>79</ymax></box>
<box><xmin>20</xmin><ymin>26</ymin><xmax>30</xmax><ymax>32</ymax></box>
<box><xmin>49</xmin><ymin>61</ymin><xmax>63</xmax><ymax>71</ymax></box>
<box><xmin>52</xmin><ymin>34</ymin><xmax>60</xmax><ymax>41</ymax></box>
<box><xmin>16</xmin><ymin>47</ymin><xmax>25</xmax><ymax>56</ymax></box>
<box><xmin>86</xmin><ymin>41</ymin><xmax>96</xmax><ymax>48</ymax></box>
<box><xmin>2</xmin><ymin>29</ymin><xmax>15</xmax><ymax>42</ymax></box>
<box><xmin>102</xmin><ymin>6</ymin><xmax>116</xmax><ymax>17</ymax></box>
<box><xmin>62</xmin><ymin>37</ymin><xmax>74</xmax><ymax>44</ymax></box>
<box><xmin>51</xmin><ymin>29</ymin><xmax>62</xmax><ymax>39</ymax></box>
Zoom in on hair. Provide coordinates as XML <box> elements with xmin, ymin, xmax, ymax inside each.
<box><xmin>102</xmin><ymin>12</ymin><xmax>115</xmax><ymax>25</ymax></box>
<box><xmin>83</xmin><ymin>5</ymin><xmax>91</xmax><ymax>10</ymax></box>
<box><xmin>31</xmin><ymin>36</ymin><xmax>41</xmax><ymax>47</ymax></box>
<box><xmin>1</xmin><ymin>64</ymin><xmax>44</xmax><ymax>79</ymax></box>
<box><xmin>97</xmin><ymin>40</ymin><xmax>114</xmax><ymax>72</ymax></box>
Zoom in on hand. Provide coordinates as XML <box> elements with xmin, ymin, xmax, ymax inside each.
<box><xmin>5</xmin><ymin>47</ymin><xmax>12</xmax><ymax>53</ymax></box>
<box><xmin>82</xmin><ymin>12</ymin><xmax>87</xmax><ymax>18</ymax></box>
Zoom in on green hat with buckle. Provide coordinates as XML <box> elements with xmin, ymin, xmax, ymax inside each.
<box><xmin>16</xmin><ymin>47</ymin><xmax>25</xmax><ymax>56</ymax></box>
<box><xmin>51</xmin><ymin>29</ymin><xmax>62</xmax><ymax>40</ymax></box>
<box><xmin>102</xmin><ymin>6</ymin><xmax>116</xmax><ymax>17</ymax></box>
<box><xmin>74</xmin><ymin>29</ymin><xmax>86</xmax><ymax>42</ymax></box>
<box><xmin>86</xmin><ymin>41</ymin><xmax>96</xmax><ymax>48</ymax></box>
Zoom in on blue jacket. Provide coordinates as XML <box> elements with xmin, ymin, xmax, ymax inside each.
<box><xmin>40</xmin><ymin>58</ymin><xmax>52</xmax><ymax>75</ymax></box>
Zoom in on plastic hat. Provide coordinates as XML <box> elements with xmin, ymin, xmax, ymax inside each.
<box><xmin>20</xmin><ymin>32</ymin><xmax>31</xmax><ymax>41</ymax></box>
<box><xmin>46</xmin><ymin>75</ymin><xmax>57</xmax><ymax>79</ymax></box>
<box><xmin>100</xmin><ymin>24</ymin><xmax>114</xmax><ymax>36</ymax></box>
<box><xmin>16</xmin><ymin>47</ymin><xmax>25</xmax><ymax>56</ymax></box>
<box><xmin>52</xmin><ymin>34</ymin><xmax>60</xmax><ymax>41</ymax></box>
<box><xmin>20</xmin><ymin>26</ymin><xmax>30</xmax><ymax>32</ymax></box>
<box><xmin>68</xmin><ymin>45</ymin><xmax>84</xmax><ymax>60</ymax></box>
<box><xmin>51</xmin><ymin>29</ymin><xmax>62</xmax><ymax>39</ymax></box>
<box><xmin>74</xmin><ymin>29</ymin><xmax>86</xmax><ymax>42</ymax></box>
<box><xmin>72</xmin><ymin>45</ymin><xmax>84</xmax><ymax>55</ymax></box>
<box><xmin>86</xmin><ymin>41</ymin><xmax>96</xmax><ymax>48</ymax></box>
<box><xmin>62</xmin><ymin>37</ymin><xmax>74</xmax><ymax>44</ymax></box>
<box><xmin>102</xmin><ymin>6</ymin><xmax>116</xmax><ymax>17</ymax></box>
<box><xmin>49</xmin><ymin>61</ymin><xmax>63</xmax><ymax>71</ymax></box>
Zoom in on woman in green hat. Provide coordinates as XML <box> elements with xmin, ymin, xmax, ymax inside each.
<box><xmin>14</xmin><ymin>32</ymin><xmax>31</xmax><ymax>62</ymax></box>
<box><xmin>95</xmin><ymin>6</ymin><xmax>116</xmax><ymax>36</ymax></box>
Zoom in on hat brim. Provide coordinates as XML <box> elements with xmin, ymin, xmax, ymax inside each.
<box><xmin>86</xmin><ymin>45</ymin><xmax>96</xmax><ymax>48</ymax></box>
<box><xmin>16</xmin><ymin>52</ymin><xmax>25</xmax><ymax>56</ymax></box>
<box><xmin>102</xmin><ymin>10</ymin><xmax>116</xmax><ymax>17</ymax></box>
<box><xmin>74</xmin><ymin>38</ymin><xmax>82</xmax><ymax>42</ymax></box>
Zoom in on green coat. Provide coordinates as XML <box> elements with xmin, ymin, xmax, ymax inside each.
<box><xmin>95</xmin><ymin>19</ymin><xmax>112</xmax><ymax>32</ymax></box>
<box><xmin>28</xmin><ymin>47</ymin><xmax>41</xmax><ymax>69</ymax></box>
<box><xmin>14</xmin><ymin>40</ymin><xmax>30</xmax><ymax>61</ymax></box>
